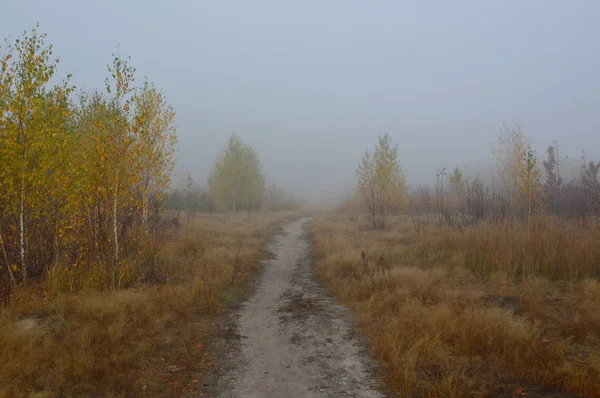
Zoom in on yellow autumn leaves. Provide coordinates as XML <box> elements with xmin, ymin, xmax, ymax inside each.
<box><xmin>208</xmin><ymin>134</ymin><xmax>265</xmax><ymax>213</ymax></box>
<box><xmin>356</xmin><ymin>133</ymin><xmax>407</xmax><ymax>230</ymax></box>
<box><xmin>494</xmin><ymin>122</ymin><xmax>545</xmax><ymax>223</ymax></box>
<box><xmin>0</xmin><ymin>25</ymin><xmax>177</xmax><ymax>289</ymax></box>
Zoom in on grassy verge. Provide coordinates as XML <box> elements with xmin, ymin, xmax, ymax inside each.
<box><xmin>309</xmin><ymin>212</ymin><xmax>600</xmax><ymax>397</ymax></box>
<box><xmin>0</xmin><ymin>211</ymin><xmax>302</xmax><ymax>397</ymax></box>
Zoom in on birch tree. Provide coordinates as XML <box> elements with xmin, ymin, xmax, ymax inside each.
<box><xmin>209</xmin><ymin>134</ymin><xmax>265</xmax><ymax>213</ymax></box>
<box><xmin>581</xmin><ymin>155</ymin><xmax>600</xmax><ymax>218</ymax></box>
<box><xmin>543</xmin><ymin>143</ymin><xmax>562</xmax><ymax>214</ymax></box>
<box><xmin>0</xmin><ymin>25</ymin><xmax>180</xmax><ymax>292</ymax></box>
<box><xmin>0</xmin><ymin>26</ymin><xmax>73</xmax><ymax>280</ymax></box>
<box><xmin>132</xmin><ymin>80</ymin><xmax>177</xmax><ymax>232</ymax></box>
<box><xmin>356</xmin><ymin>133</ymin><xmax>405</xmax><ymax>229</ymax></box>
<box><xmin>104</xmin><ymin>54</ymin><xmax>136</xmax><ymax>288</ymax></box>
<box><xmin>517</xmin><ymin>145</ymin><xmax>544</xmax><ymax>227</ymax></box>
<box><xmin>448</xmin><ymin>167</ymin><xmax>466</xmax><ymax>213</ymax></box>
<box><xmin>356</xmin><ymin>150</ymin><xmax>377</xmax><ymax>227</ymax></box>
<box><xmin>493</xmin><ymin>121</ymin><xmax>530</xmax><ymax>215</ymax></box>
<box><xmin>0</xmin><ymin>38</ymin><xmax>15</xmax><ymax>285</ymax></box>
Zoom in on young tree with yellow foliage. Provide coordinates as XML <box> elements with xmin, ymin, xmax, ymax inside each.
<box><xmin>0</xmin><ymin>25</ymin><xmax>179</xmax><ymax>293</ymax></box>
<box><xmin>448</xmin><ymin>167</ymin><xmax>466</xmax><ymax>212</ymax></box>
<box><xmin>209</xmin><ymin>134</ymin><xmax>265</xmax><ymax>213</ymax></box>
<box><xmin>493</xmin><ymin>122</ymin><xmax>530</xmax><ymax>215</ymax></box>
<box><xmin>517</xmin><ymin>145</ymin><xmax>544</xmax><ymax>227</ymax></box>
<box><xmin>0</xmin><ymin>25</ymin><xmax>73</xmax><ymax>280</ymax></box>
<box><xmin>494</xmin><ymin>122</ymin><xmax>544</xmax><ymax>224</ymax></box>
<box><xmin>104</xmin><ymin>54</ymin><xmax>137</xmax><ymax>287</ymax></box>
<box><xmin>0</xmin><ymin>37</ymin><xmax>16</xmax><ymax>286</ymax></box>
<box><xmin>132</xmin><ymin>80</ymin><xmax>177</xmax><ymax>232</ymax></box>
<box><xmin>356</xmin><ymin>133</ymin><xmax>405</xmax><ymax>229</ymax></box>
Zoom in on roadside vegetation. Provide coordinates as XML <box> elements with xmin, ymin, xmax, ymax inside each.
<box><xmin>311</xmin><ymin>126</ymin><xmax>600</xmax><ymax>397</ymax></box>
<box><xmin>1</xmin><ymin>212</ymin><xmax>302</xmax><ymax>396</ymax></box>
<box><xmin>0</xmin><ymin>26</ymin><xmax>305</xmax><ymax>397</ymax></box>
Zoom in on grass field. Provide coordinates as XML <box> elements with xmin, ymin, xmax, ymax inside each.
<box><xmin>310</xmin><ymin>211</ymin><xmax>600</xmax><ymax>397</ymax></box>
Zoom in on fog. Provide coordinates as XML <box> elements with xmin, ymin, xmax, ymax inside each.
<box><xmin>4</xmin><ymin>1</ymin><xmax>600</xmax><ymax>203</ymax></box>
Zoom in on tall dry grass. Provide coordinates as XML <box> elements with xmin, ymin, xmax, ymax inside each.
<box><xmin>448</xmin><ymin>217</ymin><xmax>600</xmax><ymax>280</ymax></box>
<box><xmin>0</xmin><ymin>211</ymin><xmax>302</xmax><ymax>397</ymax></box>
<box><xmin>310</xmin><ymin>212</ymin><xmax>600</xmax><ymax>397</ymax></box>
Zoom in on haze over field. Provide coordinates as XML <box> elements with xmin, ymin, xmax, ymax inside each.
<box><xmin>3</xmin><ymin>3</ymin><xmax>600</xmax><ymax>396</ymax></box>
<box><xmin>3</xmin><ymin>0</ymin><xmax>600</xmax><ymax>203</ymax></box>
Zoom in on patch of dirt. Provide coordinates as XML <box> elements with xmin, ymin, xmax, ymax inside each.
<box><xmin>278</xmin><ymin>291</ymin><xmax>322</xmax><ymax>317</ymax></box>
<box><xmin>210</xmin><ymin>218</ymin><xmax>386</xmax><ymax>398</ymax></box>
<box><xmin>481</xmin><ymin>294</ymin><xmax>521</xmax><ymax>314</ymax></box>
<box><xmin>12</xmin><ymin>312</ymin><xmax>51</xmax><ymax>332</ymax></box>
<box><xmin>14</xmin><ymin>317</ymin><xmax>40</xmax><ymax>331</ymax></box>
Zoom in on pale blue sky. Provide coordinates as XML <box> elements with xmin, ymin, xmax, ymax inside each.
<box><xmin>3</xmin><ymin>1</ymin><xmax>600</xmax><ymax>202</ymax></box>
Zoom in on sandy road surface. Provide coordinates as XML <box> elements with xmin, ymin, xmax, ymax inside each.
<box><xmin>214</xmin><ymin>217</ymin><xmax>385</xmax><ymax>398</ymax></box>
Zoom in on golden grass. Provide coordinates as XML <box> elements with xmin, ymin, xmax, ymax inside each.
<box><xmin>0</xmin><ymin>211</ymin><xmax>302</xmax><ymax>397</ymax></box>
<box><xmin>448</xmin><ymin>217</ymin><xmax>600</xmax><ymax>281</ymax></box>
<box><xmin>309</xmin><ymin>212</ymin><xmax>600</xmax><ymax>397</ymax></box>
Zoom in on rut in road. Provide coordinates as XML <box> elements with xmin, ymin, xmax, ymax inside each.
<box><xmin>216</xmin><ymin>218</ymin><xmax>385</xmax><ymax>398</ymax></box>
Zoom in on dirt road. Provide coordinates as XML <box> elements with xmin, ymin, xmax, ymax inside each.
<box><xmin>214</xmin><ymin>218</ymin><xmax>385</xmax><ymax>398</ymax></box>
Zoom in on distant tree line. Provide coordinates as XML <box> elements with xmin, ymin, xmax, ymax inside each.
<box><xmin>418</xmin><ymin>122</ymin><xmax>600</xmax><ymax>227</ymax></box>
<box><xmin>355</xmin><ymin>123</ymin><xmax>600</xmax><ymax>230</ymax></box>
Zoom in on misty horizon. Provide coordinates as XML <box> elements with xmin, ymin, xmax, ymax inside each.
<box><xmin>4</xmin><ymin>1</ymin><xmax>600</xmax><ymax>203</ymax></box>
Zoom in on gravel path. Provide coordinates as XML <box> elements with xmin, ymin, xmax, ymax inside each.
<box><xmin>215</xmin><ymin>217</ymin><xmax>385</xmax><ymax>398</ymax></box>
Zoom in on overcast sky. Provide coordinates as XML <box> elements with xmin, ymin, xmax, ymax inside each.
<box><xmin>3</xmin><ymin>1</ymin><xmax>600</xmax><ymax>202</ymax></box>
